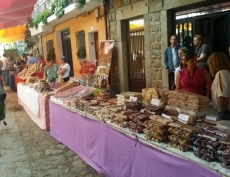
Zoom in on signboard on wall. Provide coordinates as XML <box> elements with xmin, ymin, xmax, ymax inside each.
<box><xmin>93</xmin><ymin>40</ymin><xmax>114</xmax><ymax>88</ymax></box>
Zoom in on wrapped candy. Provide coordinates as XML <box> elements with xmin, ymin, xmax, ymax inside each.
<box><xmin>79</xmin><ymin>59</ymin><xmax>97</xmax><ymax>86</ymax></box>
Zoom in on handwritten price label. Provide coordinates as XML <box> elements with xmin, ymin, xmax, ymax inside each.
<box><xmin>175</xmin><ymin>149</ymin><xmax>190</xmax><ymax>157</ymax></box>
<box><xmin>199</xmin><ymin>160</ymin><xmax>216</xmax><ymax>168</ymax></box>
<box><xmin>159</xmin><ymin>143</ymin><xmax>167</xmax><ymax>149</ymax></box>
<box><xmin>129</xmin><ymin>96</ymin><xmax>138</xmax><ymax>102</ymax></box>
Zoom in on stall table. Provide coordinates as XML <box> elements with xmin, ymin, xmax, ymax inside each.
<box><xmin>17</xmin><ymin>83</ymin><xmax>50</xmax><ymax>131</ymax></box>
<box><xmin>49</xmin><ymin>101</ymin><xmax>223</xmax><ymax>177</ymax></box>
<box><xmin>14</xmin><ymin>71</ymin><xmax>44</xmax><ymax>88</ymax></box>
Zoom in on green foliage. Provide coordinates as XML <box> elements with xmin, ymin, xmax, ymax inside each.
<box><xmin>47</xmin><ymin>48</ymin><xmax>56</xmax><ymax>61</ymax></box>
<box><xmin>75</xmin><ymin>0</ymin><xmax>86</xmax><ymax>9</ymax></box>
<box><xmin>29</xmin><ymin>0</ymin><xmax>71</xmax><ymax>29</ymax></box>
<box><xmin>53</xmin><ymin>0</ymin><xmax>70</xmax><ymax>19</ymax></box>
<box><xmin>77</xmin><ymin>47</ymin><xmax>86</xmax><ymax>59</ymax></box>
<box><xmin>29</xmin><ymin>9</ymin><xmax>53</xmax><ymax>29</ymax></box>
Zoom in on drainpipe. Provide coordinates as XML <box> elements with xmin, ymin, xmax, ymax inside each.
<box><xmin>103</xmin><ymin>0</ymin><xmax>109</xmax><ymax>40</ymax></box>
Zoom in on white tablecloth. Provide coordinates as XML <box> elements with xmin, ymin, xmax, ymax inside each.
<box><xmin>17</xmin><ymin>83</ymin><xmax>40</xmax><ymax>117</ymax></box>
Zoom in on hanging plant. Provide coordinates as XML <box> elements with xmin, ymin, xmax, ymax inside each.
<box><xmin>77</xmin><ymin>47</ymin><xmax>86</xmax><ymax>59</ymax></box>
<box><xmin>29</xmin><ymin>9</ymin><xmax>53</xmax><ymax>29</ymax></box>
<box><xmin>47</xmin><ymin>48</ymin><xmax>56</xmax><ymax>61</ymax></box>
<box><xmin>53</xmin><ymin>0</ymin><xmax>70</xmax><ymax>19</ymax></box>
<box><xmin>75</xmin><ymin>0</ymin><xmax>86</xmax><ymax>9</ymax></box>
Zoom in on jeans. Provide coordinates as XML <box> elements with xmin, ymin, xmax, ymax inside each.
<box><xmin>218</xmin><ymin>111</ymin><xmax>230</xmax><ymax>120</ymax></box>
<box><xmin>2</xmin><ymin>70</ymin><xmax>9</xmax><ymax>86</ymax></box>
<box><xmin>168</xmin><ymin>69</ymin><xmax>175</xmax><ymax>90</ymax></box>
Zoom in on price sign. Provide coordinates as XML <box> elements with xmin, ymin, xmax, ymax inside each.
<box><xmin>175</xmin><ymin>149</ymin><xmax>190</xmax><ymax>157</ymax></box>
<box><xmin>178</xmin><ymin>113</ymin><xmax>189</xmax><ymax>122</ymax></box>
<box><xmin>159</xmin><ymin>143</ymin><xmax>167</xmax><ymax>149</ymax></box>
<box><xmin>162</xmin><ymin>113</ymin><xmax>171</xmax><ymax>120</ymax></box>
<box><xmin>205</xmin><ymin>115</ymin><xmax>218</xmax><ymax>121</ymax></box>
<box><xmin>129</xmin><ymin>96</ymin><xmax>138</xmax><ymax>102</ymax></box>
<box><xmin>151</xmin><ymin>98</ymin><xmax>161</xmax><ymax>106</ymax></box>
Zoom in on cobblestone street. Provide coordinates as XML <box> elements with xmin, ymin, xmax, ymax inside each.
<box><xmin>0</xmin><ymin>88</ymin><xmax>101</xmax><ymax>177</ymax></box>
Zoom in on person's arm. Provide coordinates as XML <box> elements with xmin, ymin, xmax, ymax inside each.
<box><xmin>57</xmin><ymin>64</ymin><xmax>67</xmax><ymax>75</ymax></box>
<box><xmin>217</xmin><ymin>72</ymin><xmax>229</xmax><ymax>112</ymax></box>
<box><xmin>197</xmin><ymin>53</ymin><xmax>207</xmax><ymax>63</ymax></box>
<box><xmin>203</xmin><ymin>69</ymin><xmax>212</xmax><ymax>97</ymax></box>
<box><xmin>175</xmin><ymin>72</ymin><xmax>182</xmax><ymax>90</ymax></box>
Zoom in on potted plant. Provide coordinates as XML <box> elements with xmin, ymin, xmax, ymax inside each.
<box><xmin>77</xmin><ymin>46</ymin><xmax>86</xmax><ymax>59</ymax></box>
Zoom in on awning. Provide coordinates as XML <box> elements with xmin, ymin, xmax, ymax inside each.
<box><xmin>0</xmin><ymin>0</ymin><xmax>37</xmax><ymax>29</ymax></box>
<box><xmin>0</xmin><ymin>25</ymin><xmax>26</xmax><ymax>42</ymax></box>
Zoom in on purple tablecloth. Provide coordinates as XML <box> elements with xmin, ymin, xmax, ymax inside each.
<box><xmin>49</xmin><ymin>101</ymin><xmax>220</xmax><ymax>177</ymax></box>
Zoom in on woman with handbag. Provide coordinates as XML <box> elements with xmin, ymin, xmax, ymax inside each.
<box><xmin>57</xmin><ymin>56</ymin><xmax>70</xmax><ymax>82</ymax></box>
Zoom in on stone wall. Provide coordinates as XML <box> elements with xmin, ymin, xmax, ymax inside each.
<box><xmin>108</xmin><ymin>0</ymin><xmax>208</xmax><ymax>91</ymax></box>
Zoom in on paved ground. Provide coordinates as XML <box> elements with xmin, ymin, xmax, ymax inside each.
<box><xmin>0</xmin><ymin>87</ymin><xmax>102</xmax><ymax>177</ymax></box>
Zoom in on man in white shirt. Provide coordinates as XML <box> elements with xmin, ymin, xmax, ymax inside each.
<box><xmin>0</xmin><ymin>54</ymin><xmax>9</xmax><ymax>85</ymax></box>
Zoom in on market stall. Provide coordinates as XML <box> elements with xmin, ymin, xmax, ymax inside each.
<box><xmin>17</xmin><ymin>83</ymin><xmax>50</xmax><ymax>131</ymax></box>
<box><xmin>49</xmin><ymin>101</ymin><xmax>222</xmax><ymax>177</ymax></box>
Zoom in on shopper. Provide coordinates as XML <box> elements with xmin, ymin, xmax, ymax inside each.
<box><xmin>26</xmin><ymin>53</ymin><xmax>38</xmax><ymax>66</ymax></box>
<box><xmin>14</xmin><ymin>55</ymin><xmax>24</xmax><ymax>73</ymax></box>
<box><xmin>22</xmin><ymin>53</ymin><xmax>28</xmax><ymax>68</ymax></box>
<box><xmin>164</xmin><ymin>35</ymin><xmax>182</xmax><ymax>90</ymax></box>
<box><xmin>175</xmin><ymin>51</ymin><xmax>212</xmax><ymax>97</ymax></box>
<box><xmin>44</xmin><ymin>57</ymin><xmax>58</xmax><ymax>83</ymax></box>
<box><xmin>174</xmin><ymin>47</ymin><xmax>188</xmax><ymax>81</ymax></box>
<box><xmin>0</xmin><ymin>58</ymin><xmax>3</xmax><ymax>87</ymax></box>
<box><xmin>207</xmin><ymin>52</ymin><xmax>230</xmax><ymax>120</ymax></box>
<box><xmin>193</xmin><ymin>34</ymin><xmax>211</xmax><ymax>69</ymax></box>
<box><xmin>0</xmin><ymin>54</ymin><xmax>9</xmax><ymax>85</ymax></box>
<box><xmin>37</xmin><ymin>54</ymin><xmax>46</xmax><ymax>71</ymax></box>
<box><xmin>57</xmin><ymin>56</ymin><xmax>70</xmax><ymax>82</ymax></box>
<box><xmin>7</xmin><ymin>56</ymin><xmax>15</xmax><ymax>72</ymax></box>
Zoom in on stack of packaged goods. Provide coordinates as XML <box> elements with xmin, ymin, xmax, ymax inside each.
<box><xmin>128</xmin><ymin>112</ymin><xmax>149</xmax><ymax>133</ymax></box>
<box><xmin>167</xmin><ymin>91</ymin><xmax>209</xmax><ymax>111</ymax></box>
<box><xmin>96</xmin><ymin>105</ymin><xmax>125</xmax><ymax>121</ymax></box>
<box><xmin>34</xmin><ymin>80</ymin><xmax>52</xmax><ymax>93</ymax></box>
<box><xmin>112</xmin><ymin>110</ymin><xmax>138</xmax><ymax>128</ymax></box>
<box><xmin>168</xmin><ymin>122</ymin><xmax>196</xmax><ymax>151</ymax></box>
<box><xmin>125</xmin><ymin>101</ymin><xmax>143</xmax><ymax>111</ymax></box>
<box><xmin>143</xmin><ymin>115</ymin><xmax>170</xmax><ymax>142</ymax></box>
<box><xmin>193</xmin><ymin>127</ymin><xmax>230</xmax><ymax>164</ymax></box>
<box><xmin>144</xmin><ymin>104</ymin><xmax>164</xmax><ymax>115</ymax></box>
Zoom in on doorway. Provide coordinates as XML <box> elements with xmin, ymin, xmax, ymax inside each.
<box><xmin>61</xmin><ymin>29</ymin><xmax>74</xmax><ymax>77</ymax></box>
<box><xmin>127</xmin><ymin>18</ymin><xmax>145</xmax><ymax>92</ymax></box>
<box><xmin>174</xmin><ymin>2</ymin><xmax>230</xmax><ymax>58</ymax></box>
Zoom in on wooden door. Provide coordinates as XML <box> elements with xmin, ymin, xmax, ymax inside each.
<box><xmin>61</xmin><ymin>30</ymin><xmax>74</xmax><ymax>77</ymax></box>
<box><xmin>213</xmin><ymin>14</ymin><xmax>230</xmax><ymax>59</ymax></box>
<box><xmin>94</xmin><ymin>32</ymin><xmax>99</xmax><ymax>61</ymax></box>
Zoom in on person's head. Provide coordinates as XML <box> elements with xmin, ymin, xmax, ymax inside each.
<box><xmin>16</xmin><ymin>55</ymin><xmax>21</xmax><ymax>61</ymax></box>
<box><xmin>22</xmin><ymin>53</ymin><xmax>26</xmax><ymax>58</ymax></box>
<box><xmin>207</xmin><ymin>52</ymin><xmax>230</xmax><ymax>77</ymax></box>
<box><xmin>193</xmin><ymin>34</ymin><xmax>203</xmax><ymax>46</ymax></box>
<box><xmin>184</xmin><ymin>51</ymin><xmax>197</xmax><ymax>70</ymax></box>
<box><xmin>170</xmin><ymin>35</ymin><xmax>178</xmax><ymax>47</ymax></box>
<box><xmin>178</xmin><ymin>47</ymin><xmax>188</xmax><ymax>60</ymax></box>
<box><xmin>37</xmin><ymin>54</ymin><xmax>43</xmax><ymax>60</ymax></box>
<box><xmin>178</xmin><ymin>47</ymin><xmax>188</xmax><ymax>69</ymax></box>
<box><xmin>60</xmin><ymin>56</ymin><xmax>67</xmax><ymax>64</ymax></box>
<box><xmin>29</xmin><ymin>53</ymin><xmax>33</xmax><ymax>57</ymax></box>
<box><xmin>46</xmin><ymin>57</ymin><xmax>54</xmax><ymax>67</ymax></box>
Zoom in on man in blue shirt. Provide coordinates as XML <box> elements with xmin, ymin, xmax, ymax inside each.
<box><xmin>26</xmin><ymin>53</ymin><xmax>38</xmax><ymax>66</ymax></box>
<box><xmin>164</xmin><ymin>35</ymin><xmax>182</xmax><ymax>90</ymax></box>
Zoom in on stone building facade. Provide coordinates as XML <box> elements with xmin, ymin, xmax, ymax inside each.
<box><xmin>107</xmin><ymin>0</ymin><xmax>228</xmax><ymax>92</ymax></box>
